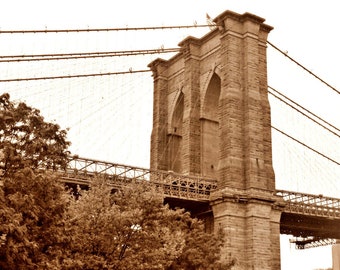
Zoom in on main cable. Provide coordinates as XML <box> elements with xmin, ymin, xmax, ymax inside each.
<box><xmin>268</xmin><ymin>86</ymin><xmax>340</xmax><ymax>137</ymax></box>
<box><xmin>0</xmin><ymin>69</ymin><xmax>151</xmax><ymax>82</ymax></box>
<box><xmin>0</xmin><ymin>48</ymin><xmax>180</xmax><ymax>63</ymax></box>
<box><xmin>267</xmin><ymin>41</ymin><xmax>340</xmax><ymax>95</ymax></box>
<box><xmin>271</xmin><ymin>126</ymin><xmax>340</xmax><ymax>166</ymax></box>
<box><xmin>0</xmin><ymin>24</ymin><xmax>211</xmax><ymax>34</ymax></box>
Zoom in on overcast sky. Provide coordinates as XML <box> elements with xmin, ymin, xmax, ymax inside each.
<box><xmin>0</xmin><ymin>1</ymin><xmax>339</xmax><ymax>269</ymax></box>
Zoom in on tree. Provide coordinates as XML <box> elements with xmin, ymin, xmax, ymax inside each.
<box><xmin>0</xmin><ymin>93</ymin><xmax>70</xmax><ymax>176</ymax></box>
<box><xmin>60</xmin><ymin>178</ymin><xmax>226</xmax><ymax>270</ymax></box>
<box><xmin>0</xmin><ymin>94</ymin><xmax>228</xmax><ymax>269</ymax></box>
<box><xmin>0</xmin><ymin>95</ymin><xmax>72</xmax><ymax>269</ymax></box>
<box><xmin>0</xmin><ymin>168</ymin><xmax>70</xmax><ymax>269</ymax></box>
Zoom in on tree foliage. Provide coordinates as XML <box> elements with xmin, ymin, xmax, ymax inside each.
<box><xmin>0</xmin><ymin>169</ymin><xmax>70</xmax><ymax>269</ymax></box>
<box><xmin>57</xmin><ymin>179</ymin><xmax>226</xmax><ymax>270</ymax></box>
<box><xmin>1</xmin><ymin>173</ymin><xmax>227</xmax><ymax>269</ymax></box>
<box><xmin>0</xmin><ymin>95</ymin><xmax>71</xmax><ymax>269</ymax></box>
<box><xmin>0</xmin><ymin>93</ymin><xmax>70</xmax><ymax>176</ymax></box>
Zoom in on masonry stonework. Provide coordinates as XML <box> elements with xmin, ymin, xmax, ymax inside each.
<box><xmin>149</xmin><ymin>10</ymin><xmax>284</xmax><ymax>270</ymax></box>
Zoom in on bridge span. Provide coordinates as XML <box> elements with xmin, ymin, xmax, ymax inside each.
<box><xmin>59</xmin><ymin>157</ymin><xmax>340</xmax><ymax>247</ymax></box>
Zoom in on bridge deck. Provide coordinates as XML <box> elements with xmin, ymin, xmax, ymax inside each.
<box><xmin>62</xmin><ymin>156</ymin><xmax>217</xmax><ymax>202</ymax></box>
<box><xmin>61</xmin><ymin>157</ymin><xmax>340</xmax><ymax>221</ymax></box>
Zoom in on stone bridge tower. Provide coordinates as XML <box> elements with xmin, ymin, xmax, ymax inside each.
<box><xmin>149</xmin><ymin>10</ymin><xmax>283</xmax><ymax>270</ymax></box>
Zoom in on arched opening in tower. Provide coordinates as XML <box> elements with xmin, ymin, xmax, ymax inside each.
<box><xmin>168</xmin><ymin>91</ymin><xmax>184</xmax><ymax>172</ymax></box>
<box><xmin>201</xmin><ymin>73</ymin><xmax>221</xmax><ymax>178</ymax></box>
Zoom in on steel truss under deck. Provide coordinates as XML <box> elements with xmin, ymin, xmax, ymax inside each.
<box><xmin>289</xmin><ymin>237</ymin><xmax>337</xmax><ymax>249</ymax></box>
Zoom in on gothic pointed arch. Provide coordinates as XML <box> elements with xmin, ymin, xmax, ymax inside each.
<box><xmin>201</xmin><ymin>72</ymin><xmax>221</xmax><ymax>178</ymax></box>
<box><xmin>168</xmin><ymin>91</ymin><xmax>184</xmax><ymax>172</ymax></box>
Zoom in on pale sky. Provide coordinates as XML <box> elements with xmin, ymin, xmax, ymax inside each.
<box><xmin>0</xmin><ymin>1</ymin><xmax>339</xmax><ymax>269</ymax></box>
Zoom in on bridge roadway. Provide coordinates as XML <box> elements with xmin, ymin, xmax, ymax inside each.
<box><xmin>60</xmin><ymin>157</ymin><xmax>340</xmax><ymax>246</ymax></box>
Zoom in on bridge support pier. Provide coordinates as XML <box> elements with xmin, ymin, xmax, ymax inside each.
<box><xmin>211</xmin><ymin>188</ymin><xmax>283</xmax><ymax>269</ymax></box>
<box><xmin>333</xmin><ymin>243</ymin><xmax>340</xmax><ymax>270</ymax></box>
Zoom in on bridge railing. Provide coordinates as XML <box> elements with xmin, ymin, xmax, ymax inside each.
<box><xmin>59</xmin><ymin>157</ymin><xmax>340</xmax><ymax>216</ymax></box>
<box><xmin>276</xmin><ymin>190</ymin><xmax>340</xmax><ymax>218</ymax></box>
<box><xmin>61</xmin><ymin>156</ymin><xmax>217</xmax><ymax>201</ymax></box>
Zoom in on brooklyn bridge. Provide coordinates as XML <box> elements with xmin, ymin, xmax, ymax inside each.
<box><xmin>1</xmin><ymin>7</ymin><xmax>339</xmax><ymax>270</ymax></box>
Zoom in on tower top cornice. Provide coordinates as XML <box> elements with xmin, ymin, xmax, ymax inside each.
<box><xmin>213</xmin><ymin>10</ymin><xmax>273</xmax><ymax>33</ymax></box>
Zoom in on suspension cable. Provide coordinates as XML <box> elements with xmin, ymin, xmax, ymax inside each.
<box><xmin>267</xmin><ymin>41</ymin><xmax>340</xmax><ymax>95</ymax></box>
<box><xmin>0</xmin><ymin>48</ymin><xmax>180</xmax><ymax>63</ymax></box>
<box><xmin>272</xmin><ymin>126</ymin><xmax>340</xmax><ymax>166</ymax></box>
<box><xmin>268</xmin><ymin>86</ymin><xmax>340</xmax><ymax>137</ymax></box>
<box><xmin>0</xmin><ymin>69</ymin><xmax>151</xmax><ymax>82</ymax></box>
<box><xmin>0</xmin><ymin>24</ymin><xmax>211</xmax><ymax>34</ymax></box>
